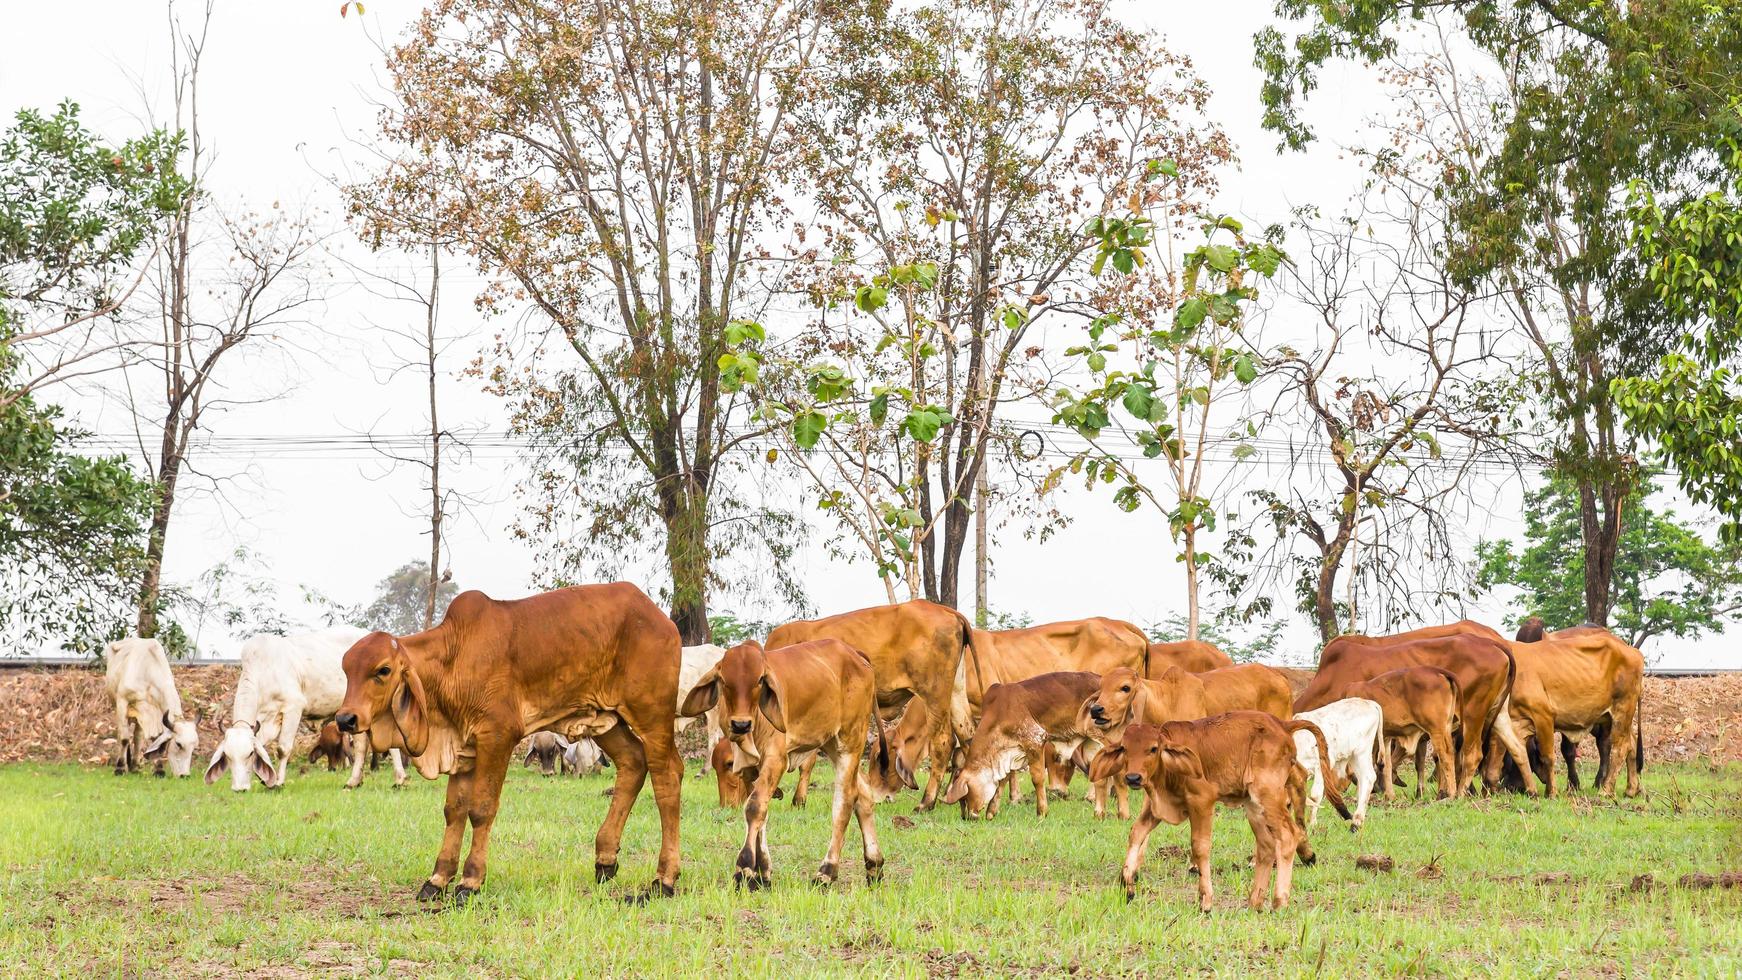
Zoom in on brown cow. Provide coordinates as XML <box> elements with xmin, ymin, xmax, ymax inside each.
<box><xmin>1085</xmin><ymin>665</ymin><xmax>1294</xmax><ymax>738</ymax></box>
<box><xmin>681</xmin><ymin>639</ymin><xmax>886</xmax><ymax>888</ymax></box>
<box><xmin>1343</xmin><ymin>667</ymin><xmax>1462</xmax><ymax>800</ymax></box>
<box><xmin>768</xmin><ymin>600</ymin><xmax>971</xmax><ymax>811</ymax></box>
<box><xmin>1298</xmin><ymin>630</ymin><xmax>1530</xmax><ymax>797</ymax></box>
<box><xmin>1145</xmin><ymin>639</ymin><xmax>1234</xmax><ymax>676</ymax></box>
<box><xmin>711</xmin><ymin>738</ymin><xmax>749</xmax><ymax>809</ymax></box>
<box><xmin>1089</xmin><ymin>714</ymin><xmax>1350</xmax><ymax>911</ymax></box>
<box><xmin>1499</xmin><ymin>631</ymin><xmax>1644</xmax><ymax>797</ymax></box>
<box><xmin>1508</xmin><ymin>619</ymin><xmax>1626</xmax><ymax>790</ymax></box>
<box><xmin>940</xmin><ymin>671</ymin><xmax>1103</xmax><ymax>819</ymax></box>
<box><xmin>310</xmin><ymin>721</ymin><xmax>349</xmax><ymax>771</ymax></box>
<box><xmin>335</xmin><ymin>584</ymin><xmax>683</xmax><ymax>905</ymax></box>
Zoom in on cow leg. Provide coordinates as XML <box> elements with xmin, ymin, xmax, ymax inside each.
<box><xmin>914</xmin><ymin>714</ymin><xmax>952</xmax><ymax>812</ymax></box>
<box><xmin>1115</xmin><ymin>778</ymin><xmax>1130</xmax><ymax>820</ymax></box>
<box><xmin>1429</xmin><ymin>725</ymin><xmax>1458</xmax><ymax>800</ymax></box>
<box><xmin>1413</xmin><ymin>736</ymin><xmax>1431</xmax><ymax>800</ymax></box>
<box><xmin>1120</xmin><ymin>807</ymin><xmax>1162</xmax><ymax>903</ymax></box>
<box><xmin>389</xmin><ymin>748</ymin><xmax>408</xmax><ymax>787</ymax></box>
<box><xmin>816</xmin><ymin>742</ymin><xmax>856</xmax><ymax>885</ymax></box>
<box><xmin>741</xmin><ymin>751</ymin><xmax>788</xmax><ymax>891</ymax></box>
<box><xmin>1187</xmin><ymin>804</ymin><xmax>1214</xmax><ymax>912</ymax></box>
<box><xmin>852</xmin><ymin>771</ymin><xmax>885</xmax><ymax>884</ymax></box>
<box><xmin>344</xmin><ymin>734</ymin><xmax>367</xmax><ymax>789</ymax></box>
<box><xmin>1602</xmin><ymin>704</ymin><xmax>1640</xmax><ymax>798</ymax></box>
<box><xmin>591</xmin><ymin>724</ymin><xmax>650</xmax><ymax>886</ymax></box>
<box><xmin>1246</xmin><ymin>799</ymin><xmax>1277</xmax><ymax>911</ymax></box>
<box><xmin>1589</xmin><ymin>718</ymin><xmax>1613</xmax><ymax>790</ymax></box>
<box><xmin>113</xmin><ymin>705</ymin><xmax>133</xmax><ymax>775</ymax></box>
<box><xmin>1351</xmin><ymin>754</ymin><xmax>1374</xmax><ymax>830</ymax></box>
<box><xmin>1488</xmin><ymin>706</ymin><xmax>1539</xmax><ymax>796</ymax></box>
<box><xmin>273</xmin><ymin>703</ymin><xmax>305</xmax><ymax>789</ymax></box>
<box><xmin>1264</xmin><ymin>794</ymin><xmax>1297</xmax><ymax>910</ymax></box>
<box><xmin>452</xmin><ymin>737</ymin><xmax>511</xmax><ymax>905</ymax></box>
<box><xmin>1304</xmin><ymin>761</ymin><xmax>1324</xmax><ymax>828</ymax></box>
<box><xmin>1379</xmin><ymin>736</ymin><xmax>1396</xmax><ymax>803</ymax></box>
<box><xmin>1522</xmin><ymin>709</ymin><xmax>1557</xmax><ymax>798</ymax></box>
<box><xmin>1030</xmin><ymin>750</ymin><xmax>1050</xmax><ymax>819</ymax></box>
<box><xmin>633</xmin><ymin>715</ymin><xmax>685</xmax><ymax>894</ymax></box>
<box><xmin>791</xmin><ymin>752</ymin><xmax>818</xmax><ymax>809</ymax></box>
<box><xmin>421</xmin><ymin>767</ymin><xmax>473</xmax><ymax>901</ymax></box>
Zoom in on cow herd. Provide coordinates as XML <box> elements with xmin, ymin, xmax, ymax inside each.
<box><xmin>98</xmin><ymin>584</ymin><xmax>1647</xmax><ymax>912</ymax></box>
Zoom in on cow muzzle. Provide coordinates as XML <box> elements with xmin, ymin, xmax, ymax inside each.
<box><xmin>729</xmin><ymin>719</ymin><xmax>752</xmax><ymax>736</ymax></box>
<box><xmin>335</xmin><ymin>711</ymin><xmax>359</xmax><ymax>734</ymax></box>
<box><xmin>1124</xmin><ymin>772</ymin><xmax>1143</xmax><ymax>788</ymax></box>
<box><xmin>1089</xmin><ymin>704</ymin><xmax>1109</xmax><ymax>726</ymax></box>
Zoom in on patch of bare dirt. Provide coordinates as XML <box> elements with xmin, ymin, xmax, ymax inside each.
<box><xmin>1642</xmin><ymin>675</ymin><xmax>1742</xmax><ymax>765</ymax></box>
<box><xmin>0</xmin><ymin>665</ymin><xmax>238</xmax><ymax>765</ymax></box>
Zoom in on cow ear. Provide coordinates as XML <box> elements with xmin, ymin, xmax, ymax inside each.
<box><xmin>942</xmin><ymin>774</ymin><xmax>968</xmax><ymax>804</ymax></box>
<box><xmin>1130</xmin><ymin>679</ymin><xmax>1149</xmax><ymax>725</ymax></box>
<box><xmin>203</xmin><ymin>748</ymin><xmax>227</xmax><ymax>785</ymax></box>
<box><xmin>523</xmin><ymin>745</ymin><xmax>537</xmax><ymax>768</ymax></box>
<box><xmin>143</xmin><ymin>729</ymin><xmax>174</xmax><ymax>760</ymax></box>
<box><xmin>1087</xmin><ymin>746</ymin><xmax>1125</xmax><ymax>783</ymax></box>
<box><xmin>251</xmin><ymin>746</ymin><xmax>277</xmax><ymax>786</ymax></box>
<box><xmin>1160</xmin><ymin>744</ymin><xmax>1204</xmax><ymax>781</ymax></box>
<box><xmin>392</xmin><ymin>663</ymin><xmax>430</xmax><ymax>756</ymax></box>
<box><xmin>758</xmin><ymin>674</ymin><xmax>787</xmax><ymax>733</ymax></box>
<box><xmin>679</xmin><ymin>668</ymin><xmax>719</xmax><ymax>718</ymax></box>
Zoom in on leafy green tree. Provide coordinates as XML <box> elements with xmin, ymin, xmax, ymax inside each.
<box><xmin>1476</xmin><ymin>476</ymin><xmax>1742</xmax><ymax>650</ymax></box>
<box><xmin>359</xmin><ymin>561</ymin><xmax>460</xmax><ymax>638</ymax></box>
<box><xmin>0</xmin><ymin>103</ymin><xmax>183</xmax><ymax>651</ymax></box>
<box><xmin>1253</xmin><ymin>0</ymin><xmax>1742</xmax><ymax>627</ymax></box>
<box><xmin>706</xmin><ymin>612</ymin><xmax>776</xmax><ymax>647</ymax></box>
<box><xmin>1146</xmin><ymin>612</ymin><xmax>1284</xmax><ymax>665</ymax></box>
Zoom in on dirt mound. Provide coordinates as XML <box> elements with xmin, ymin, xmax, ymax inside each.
<box><xmin>1642</xmin><ymin>674</ymin><xmax>1742</xmax><ymax>765</ymax></box>
<box><xmin>0</xmin><ymin>665</ymin><xmax>237</xmax><ymax>765</ymax></box>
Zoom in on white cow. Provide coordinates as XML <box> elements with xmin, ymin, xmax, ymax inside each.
<box><xmin>678</xmin><ymin>643</ymin><xmax>725</xmax><ymax>777</ymax></box>
<box><xmin>103</xmin><ymin>637</ymin><xmax>199</xmax><ymax>777</ymax></box>
<box><xmin>204</xmin><ymin>627</ymin><xmax>406</xmax><ymax>792</ymax></box>
<box><xmin>1292</xmin><ymin>697</ymin><xmax>1384</xmax><ymax>830</ymax></box>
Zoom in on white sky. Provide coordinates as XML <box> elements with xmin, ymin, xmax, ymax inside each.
<box><xmin>3</xmin><ymin>1</ymin><xmax>1733</xmax><ymax>668</ymax></box>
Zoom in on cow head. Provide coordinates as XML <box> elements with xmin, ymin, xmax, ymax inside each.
<box><xmin>1088</xmin><ymin>723</ymin><xmax>1202</xmax><ymax>793</ymax></box>
<box><xmin>522</xmin><ymin>732</ymin><xmax>569</xmax><ymax>776</ymax></box>
<box><xmin>336</xmin><ymin>631</ymin><xmax>428</xmax><ymax>756</ymax></box>
<box><xmin>861</xmin><ymin>699</ymin><xmax>926</xmax><ymax>801</ymax></box>
<box><xmin>143</xmin><ymin>715</ymin><xmax>200</xmax><ymax>777</ymax></box>
<box><xmin>939</xmin><ymin>741</ymin><xmax>1012</xmax><ymax>819</ymax></box>
<box><xmin>1515</xmin><ymin>616</ymin><xmax>1547</xmax><ymax>642</ymax></box>
<box><xmin>679</xmin><ymin>640</ymin><xmax>784</xmax><ymax>738</ymax></box>
<box><xmin>1085</xmin><ymin>667</ymin><xmax>1145</xmax><ymax>733</ymax></box>
<box><xmin>205</xmin><ymin>721</ymin><xmax>275</xmax><ymax>791</ymax></box>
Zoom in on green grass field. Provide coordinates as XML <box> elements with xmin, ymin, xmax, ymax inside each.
<box><xmin>1</xmin><ymin>760</ymin><xmax>1738</xmax><ymax>977</ymax></box>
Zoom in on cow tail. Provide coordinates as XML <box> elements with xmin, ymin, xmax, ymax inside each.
<box><xmin>951</xmin><ymin>612</ymin><xmax>984</xmax><ymax>742</ymax></box>
<box><xmin>1289</xmin><ymin>720</ymin><xmax>1351</xmax><ymax>821</ymax></box>
<box><xmin>1635</xmin><ymin>702</ymin><xmax>1645</xmax><ymax>772</ymax></box>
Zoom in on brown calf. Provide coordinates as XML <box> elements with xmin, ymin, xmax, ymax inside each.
<box><xmin>680</xmin><ymin>639</ymin><xmax>887</xmax><ymax>889</ymax></box>
<box><xmin>1090</xmin><ymin>714</ymin><xmax>1349</xmax><ymax>911</ymax></box>
<box><xmin>1085</xmin><ymin>665</ymin><xmax>1293</xmax><ymax>737</ymax></box>
<box><xmin>941</xmin><ymin>671</ymin><xmax>1102</xmax><ymax>819</ymax></box>
<box><xmin>310</xmin><ymin>721</ymin><xmax>349</xmax><ymax>771</ymax></box>
<box><xmin>335</xmin><ymin>583</ymin><xmax>683</xmax><ymax>906</ymax></box>
<box><xmin>711</xmin><ymin>738</ymin><xmax>749</xmax><ymax>809</ymax></box>
<box><xmin>1343</xmin><ymin>667</ymin><xmax>1462</xmax><ymax>800</ymax></box>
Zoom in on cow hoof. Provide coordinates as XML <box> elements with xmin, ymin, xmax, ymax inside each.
<box><xmin>154</xmin><ymin>769</ymin><xmax>166</xmax><ymax>779</ymax></box>
<box><xmin>1299</xmin><ymin>851</ymin><xmax>1316</xmax><ymax>867</ymax></box>
<box><xmin>453</xmin><ymin>885</ymin><xmax>478</xmax><ymax>908</ymax></box>
<box><xmin>416</xmin><ymin>881</ymin><xmax>445</xmax><ymax>903</ymax></box>
<box><xmin>624</xmin><ymin>881</ymin><xmax>674</xmax><ymax>905</ymax></box>
<box><xmin>393</xmin><ymin>781</ymin><xmax>407</xmax><ymax>790</ymax></box>
<box><xmin>343</xmin><ymin>783</ymin><xmax>357</xmax><ymax>791</ymax></box>
<box><xmin>1124</xmin><ymin>887</ymin><xmax>1136</xmax><ymax>904</ymax></box>
<box><xmin>595</xmin><ymin>862</ymin><xmax>619</xmax><ymax>884</ymax></box>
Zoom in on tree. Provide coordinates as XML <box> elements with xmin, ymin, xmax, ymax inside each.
<box><xmin>359</xmin><ymin>0</ymin><xmax>822</xmax><ymax>642</ymax></box>
<box><xmin>1238</xmin><ymin>201</ymin><xmax>1518</xmax><ymax>643</ymax></box>
<box><xmin>1254</xmin><ymin>1</ymin><xmax>1742</xmax><ymax>627</ymax></box>
<box><xmin>128</xmin><ymin>8</ymin><xmax>326</xmax><ymax>638</ymax></box>
<box><xmin>1146</xmin><ymin>613</ymin><xmax>1284</xmax><ymax>665</ymax></box>
<box><xmin>359</xmin><ymin>560</ymin><xmax>460</xmax><ymax>637</ymax></box>
<box><xmin>747</xmin><ymin>0</ymin><xmax>1229</xmax><ymax>609</ymax></box>
<box><xmin>1476</xmin><ymin>475</ymin><xmax>1742</xmax><ymax>651</ymax></box>
<box><xmin>0</xmin><ymin>104</ymin><xmax>182</xmax><ymax>650</ymax></box>
<box><xmin>1052</xmin><ymin>161</ymin><xmax>1281</xmax><ymax>640</ymax></box>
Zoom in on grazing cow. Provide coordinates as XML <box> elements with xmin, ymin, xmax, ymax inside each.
<box><xmin>941</xmin><ymin>672</ymin><xmax>1103</xmax><ymax>819</ymax></box>
<box><xmin>565</xmin><ymin>737</ymin><xmax>606</xmax><ymax>776</ymax></box>
<box><xmin>1291</xmin><ymin>698</ymin><xmax>1383</xmax><ymax>829</ymax></box>
<box><xmin>522</xmin><ymin>732</ymin><xmax>571</xmax><ymax>776</ymax></box>
<box><xmin>711</xmin><ymin>738</ymin><xmax>749</xmax><ymax>808</ymax></box>
<box><xmin>1144</xmin><ymin>639</ymin><xmax>1235</xmax><ymax>676</ymax></box>
<box><xmin>310</xmin><ymin>721</ymin><xmax>350</xmax><ymax>771</ymax></box>
<box><xmin>104</xmin><ymin>637</ymin><xmax>199</xmax><ymax>777</ymax></box>
<box><xmin>1297</xmin><ymin>629</ymin><xmax>1530</xmax><ymax>797</ymax></box>
<box><xmin>680</xmin><ymin>639</ymin><xmax>886</xmax><ymax>888</ymax></box>
<box><xmin>1500</xmin><ymin>630</ymin><xmax>1644</xmax><ymax>797</ymax></box>
<box><xmin>767</xmin><ymin>600</ymin><xmax>971</xmax><ymax>810</ymax></box>
<box><xmin>1342</xmin><ymin>667</ymin><xmax>1462</xmax><ymax>800</ymax></box>
<box><xmin>1090</xmin><ymin>714</ymin><xmax>1350</xmax><ymax>911</ymax></box>
<box><xmin>205</xmin><ymin>627</ymin><xmax>407</xmax><ymax>792</ymax></box>
<box><xmin>335</xmin><ymin>584</ymin><xmax>684</xmax><ymax>904</ymax></box>
<box><xmin>1084</xmin><ymin>664</ymin><xmax>1294</xmax><ymax>739</ymax></box>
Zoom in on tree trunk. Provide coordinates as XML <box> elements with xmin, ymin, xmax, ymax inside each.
<box><xmin>974</xmin><ymin>457</ymin><xmax>989</xmax><ymax>628</ymax></box>
<box><xmin>661</xmin><ymin>484</ymin><xmax>711</xmax><ymax>645</ymax></box>
<box><xmin>424</xmin><ymin>240</ymin><xmax>442</xmax><ymax>631</ymax></box>
<box><xmin>135</xmin><ymin>451</ymin><xmax>182</xmax><ymax>638</ymax></box>
<box><xmin>1578</xmin><ymin>480</ymin><xmax>1625</xmax><ymax>627</ymax></box>
<box><xmin>1183</xmin><ymin>523</ymin><xmax>1201</xmax><ymax>642</ymax></box>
